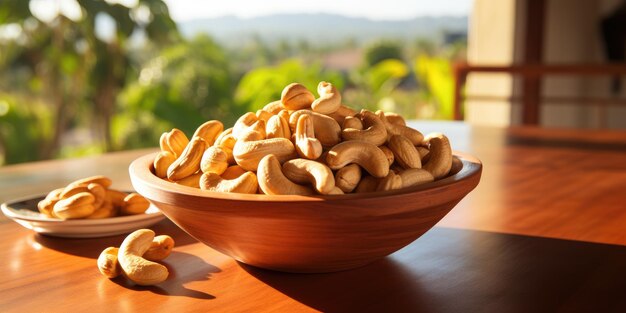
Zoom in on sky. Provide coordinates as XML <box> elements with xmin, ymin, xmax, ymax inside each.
<box><xmin>163</xmin><ymin>0</ymin><xmax>472</xmax><ymax>21</ymax></box>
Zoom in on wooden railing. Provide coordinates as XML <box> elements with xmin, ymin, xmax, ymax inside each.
<box><xmin>452</xmin><ymin>63</ymin><xmax>626</xmax><ymax>125</ymax></box>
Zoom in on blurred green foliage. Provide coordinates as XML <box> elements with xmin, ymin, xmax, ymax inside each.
<box><xmin>0</xmin><ymin>94</ymin><xmax>52</xmax><ymax>164</ymax></box>
<box><xmin>114</xmin><ymin>35</ymin><xmax>238</xmax><ymax>148</ymax></box>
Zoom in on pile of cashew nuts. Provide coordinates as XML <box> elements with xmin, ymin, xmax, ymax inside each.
<box><xmin>153</xmin><ymin>81</ymin><xmax>454</xmax><ymax>195</ymax></box>
<box><xmin>98</xmin><ymin>229</ymin><xmax>174</xmax><ymax>285</ymax></box>
<box><xmin>37</xmin><ymin>175</ymin><xmax>151</xmax><ymax>219</ymax></box>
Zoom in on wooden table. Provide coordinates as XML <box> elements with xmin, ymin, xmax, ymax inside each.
<box><xmin>1</xmin><ymin>122</ymin><xmax>626</xmax><ymax>312</ymax></box>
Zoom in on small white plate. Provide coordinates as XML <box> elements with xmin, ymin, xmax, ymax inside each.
<box><xmin>1</xmin><ymin>193</ymin><xmax>166</xmax><ymax>238</ymax></box>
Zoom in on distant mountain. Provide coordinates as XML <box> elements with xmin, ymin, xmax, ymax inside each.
<box><xmin>178</xmin><ymin>13</ymin><xmax>468</xmax><ymax>46</ymax></box>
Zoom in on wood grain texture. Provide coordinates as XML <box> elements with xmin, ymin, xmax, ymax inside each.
<box><xmin>429</xmin><ymin>124</ymin><xmax>626</xmax><ymax>246</ymax></box>
<box><xmin>0</xmin><ymin>218</ymin><xmax>315</xmax><ymax>313</ymax></box>
<box><xmin>1</xmin><ymin>222</ymin><xmax>625</xmax><ymax>312</ymax></box>
<box><xmin>2</xmin><ymin>121</ymin><xmax>626</xmax><ymax>312</ymax></box>
<box><xmin>128</xmin><ymin>152</ymin><xmax>482</xmax><ymax>273</ymax></box>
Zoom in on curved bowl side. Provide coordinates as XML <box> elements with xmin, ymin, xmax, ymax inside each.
<box><xmin>129</xmin><ymin>152</ymin><xmax>482</xmax><ymax>272</ymax></box>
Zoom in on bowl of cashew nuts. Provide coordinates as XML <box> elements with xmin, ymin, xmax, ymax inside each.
<box><xmin>129</xmin><ymin>82</ymin><xmax>482</xmax><ymax>273</ymax></box>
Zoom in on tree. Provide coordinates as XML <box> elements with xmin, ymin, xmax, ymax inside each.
<box><xmin>0</xmin><ymin>0</ymin><xmax>178</xmax><ymax>163</ymax></box>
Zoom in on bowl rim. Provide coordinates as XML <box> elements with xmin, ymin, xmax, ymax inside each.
<box><xmin>129</xmin><ymin>151</ymin><xmax>482</xmax><ymax>203</ymax></box>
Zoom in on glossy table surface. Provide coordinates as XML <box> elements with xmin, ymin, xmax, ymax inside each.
<box><xmin>1</xmin><ymin>121</ymin><xmax>626</xmax><ymax>312</ymax></box>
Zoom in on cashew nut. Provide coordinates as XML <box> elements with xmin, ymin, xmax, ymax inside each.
<box><xmin>192</xmin><ymin>120</ymin><xmax>224</xmax><ymax>145</ymax></box>
<box><xmin>174</xmin><ymin>172</ymin><xmax>202</xmax><ymax>188</ymax></box>
<box><xmin>295</xmin><ymin>114</ymin><xmax>323</xmax><ymax>160</ymax></box>
<box><xmin>282</xmin><ymin>159</ymin><xmax>335</xmax><ymax>194</ymax></box>
<box><xmin>153</xmin><ymin>150</ymin><xmax>177</xmax><ymax>178</ymax></box>
<box><xmin>266</xmin><ymin>114</ymin><xmax>291</xmax><ymax>139</ymax></box>
<box><xmin>422</xmin><ymin>133</ymin><xmax>452</xmax><ymax>179</ymax></box>
<box><xmin>257</xmin><ymin>155</ymin><xmax>314</xmax><ymax>195</ymax></box>
<box><xmin>326</xmin><ymin>141</ymin><xmax>389</xmax><ymax>178</ymax></box>
<box><xmin>262</xmin><ymin>100</ymin><xmax>284</xmax><ymax>114</ymax></box>
<box><xmin>450</xmin><ymin>156</ymin><xmax>463</xmax><ymax>175</ymax></box>
<box><xmin>376</xmin><ymin>110</ymin><xmax>423</xmax><ymax>145</ymax></box>
<box><xmin>59</xmin><ymin>184</ymin><xmax>87</xmax><ymax>199</ymax></box>
<box><xmin>384</xmin><ymin>112</ymin><xmax>406</xmax><ymax>126</ymax></box>
<box><xmin>159</xmin><ymin>132</ymin><xmax>173</xmax><ymax>154</ymax></box>
<box><xmin>99</xmin><ymin>232</ymin><xmax>175</xmax><ymax>282</ymax></box>
<box><xmin>200</xmin><ymin>171</ymin><xmax>259</xmax><ymax>194</ymax></box>
<box><xmin>398</xmin><ymin>168</ymin><xmax>434</xmax><ymax>188</ymax></box>
<box><xmin>387</xmin><ymin>134</ymin><xmax>421</xmax><ymax>169</ymax></box>
<box><xmin>67</xmin><ymin>175</ymin><xmax>112</xmax><ymax>189</ymax></box>
<box><xmin>281</xmin><ymin>83</ymin><xmax>315</xmax><ymax>110</ymax></box>
<box><xmin>87</xmin><ymin>183</ymin><xmax>106</xmax><ymax>210</ymax></box>
<box><xmin>213</xmin><ymin>127</ymin><xmax>233</xmax><ymax>147</ymax></box>
<box><xmin>87</xmin><ymin>200</ymin><xmax>116</xmax><ymax>219</ymax></box>
<box><xmin>53</xmin><ymin>192</ymin><xmax>96</xmax><ymax>219</ymax></box>
<box><xmin>59</xmin><ymin>183</ymin><xmax>103</xmax><ymax>211</ymax></box>
<box><xmin>167</xmin><ymin>136</ymin><xmax>207</xmax><ymax>181</ymax></box>
<box><xmin>98</xmin><ymin>247</ymin><xmax>121</xmax><ymax>278</ymax></box>
<box><xmin>37</xmin><ymin>187</ymin><xmax>64</xmax><ymax>217</ymax></box>
<box><xmin>311</xmin><ymin>81</ymin><xmax>341</xmax><ymax>114</ymax></box>
<box><xmin>341</xmin><ymin>110</ymin><xmax>387</xmax><ymax>146</ymax></box>
<box><xmin>278</xmin><ymin>109</ymin><xmax>292</xmax><ymax>124</ymax></box>
<box><xmin>121</xmin><ymin>192</ymin><xmax>150</xmax><ymax>215</ymax></box>
<box><xmin>216</xmin><ymin>132</ymin><xmax>236</xmax><ymax>150</ymax></box>
<box><xmin>327</xmin><ymin>104</ymin><xmax>357</xmax><ymax>125</ymax></box>
<box><xmin>328</xmin><ymin>186</ymin><xmax>344</xmax><ymax>195</ymax></box>
<box><xmin>143</xmin><ymin>235</ymin><xmax>175</xmax><ymax>261</ymax></box>
<box><xmin>221</xmin><ymin>165</ymin><xmax>247</xmax><ymax>179</ymax></box>
<box><xmin>256</xmin><ymin>109</ymin><xmax>273</xmax><ymax>124</ymax></box>
<box><xmin>214</xmin><ymin>133</ymin><xmax>236</xmax><ymax>164</ymax></box>
<box><xmin>334</xmin><ymin>163</ymin><xmax>362</xmax><ymax>193</ymax></box>
<box><xmin>376</xmin><ymin>172</ymin><xmax>403</xmax><ymax>191</ymax></box>
<box><xmin>233</xmin><ymin>137</ymin><xmax>296</xmax><ymax>171</ymax></box>
<box><xmin>355</xmin><ymin>176</ymin><xmax>378</xmax><ymax>193</ymax></box>
<box><xmin>238</xmin><ymin>119</ymin><xmax>266</xmax><ymax>142</ymax></box>
<box><xmin>118</xmin><ymin>229</ymin><xmax>169</xmax><ymax>286</ymax></box>
<box><xmin>106</xmin><ymin>189</ymin><xmax>128</xmax><ymax>208</ymax></box>
<box><xmin>201</xmin><ymin>146</ymin><xmax>229</xmax><ymax>175</ymax></box>
<box><xmin>416</xmin><ymin>146</ymin><xmax>430</xmax><ymax>163</ymax></box>
<box><xmin>165</xmin><ymin>128</ymin><xmax>190</xmax><ymax>157</ymax></box>
<box><xmin>379</xmin><ymin>145</ymin><xmax>395</xmax><ymax>166</ymax></box>
<box><xmin>342</xmin><ymin>115</ymin><xmax>363</xmax><ymax>130</ymax></box>
<box><xmin>232</xmin><ymin>112</ymin><xmax>258</xmax><ymax>139</ymax></box>
<box><xmin>289</xmin><ymin>110</ymin><xmax>341</xmax><ymax>147</ymax></box>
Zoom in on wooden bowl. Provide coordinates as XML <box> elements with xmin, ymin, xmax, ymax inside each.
<box><xmin>129</xmin><ymin>152</ymin><xmax>482</xmax><ymax>273</ymax></box>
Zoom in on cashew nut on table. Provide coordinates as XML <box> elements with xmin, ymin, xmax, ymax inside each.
<box><xmin>97</xmin><ymin>229</ymin><xmax>175</xmax><ymax>286</ymax></box>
